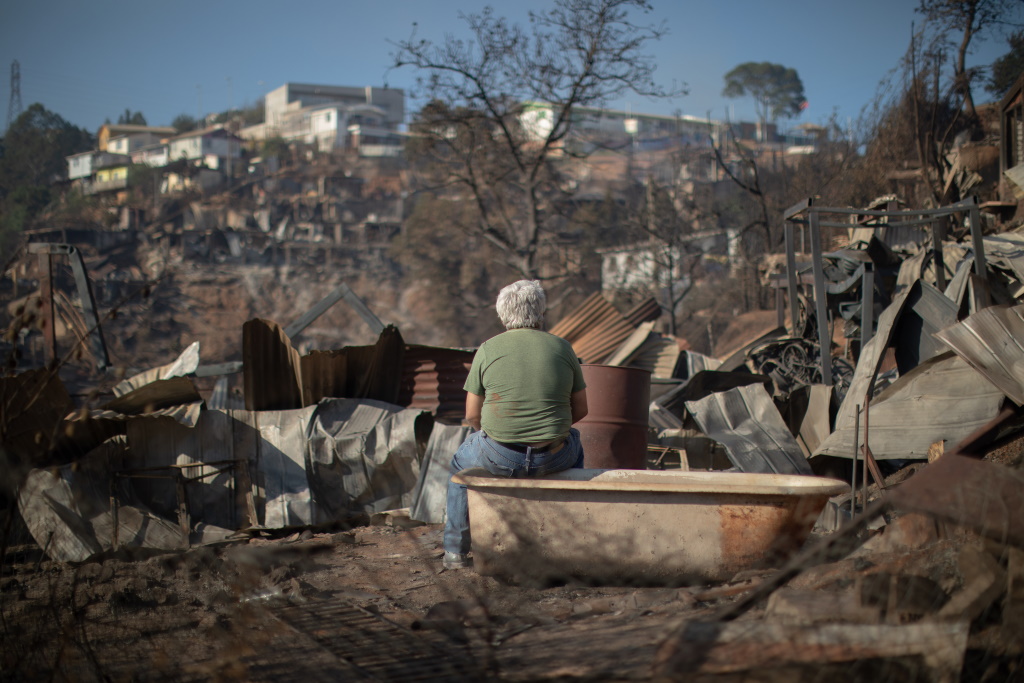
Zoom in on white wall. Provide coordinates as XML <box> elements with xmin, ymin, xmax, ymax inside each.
<box><xmin>67</xmin><ymin>154</ymin><xmax>93</xmax><ymax>180</ymax></box>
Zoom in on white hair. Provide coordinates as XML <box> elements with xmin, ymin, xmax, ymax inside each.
<box><xmin>496</xmin><ymin>280</ymin><xmax>547</xmax><ymax>330</ymax></box>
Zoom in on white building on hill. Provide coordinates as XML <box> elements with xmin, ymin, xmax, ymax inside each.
<box><xmin>241</xmin><ymin>83</ymin><xmax>406</xmax><ymax>156</ymax></box>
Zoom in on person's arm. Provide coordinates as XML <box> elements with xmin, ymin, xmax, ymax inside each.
<box><xmin>570</xmin><ymin>388</ymin><xmax>588</xmax><ymax>424</ymax></box>
<box><xmin>465</xmin><ymin>391</ymin><xmax>484</xmax><ymax>431</ymax></box>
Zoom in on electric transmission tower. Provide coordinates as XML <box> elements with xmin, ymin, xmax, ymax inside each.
<box><xmin>7</xmin><ymin>60</ymin><xmax>23</xmax><ymax>131</ymax></box>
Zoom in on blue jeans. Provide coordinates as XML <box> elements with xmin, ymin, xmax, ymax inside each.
<box><xmin>443</xmin><ymin>428</ymin><xmax>585</xmax><ymax>555</ymax></box>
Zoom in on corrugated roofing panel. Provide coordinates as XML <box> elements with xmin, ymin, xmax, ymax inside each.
<box><xmin>549</xmin><ymin>293</ymin><xmax>660</xmax><ymax>365</ymax></box>
<box><xmin>623</xmin><ymin>297</ymin><xmax>662</xmax><ymax>326</ymax></box>
<box><xmin>243</xmin><ymin>318</ymin><xmax>304</xmax><ymax>411</ymax></box>
<box><xmin>398</xmin><ymin>345</ymin><xmax>474</xmax><ymax>421</ymax></box>
<box><xmin>301</xmin><ymin>350</ymin><xmax>348</xmax><ymax>405</ymax></box>
<box><xmin>935</xmin><ymin>303</ymin><xmax>1024</xmax><ymax>406</ymax></box>
<box><xmin>548</xmin><ymin>293</ymin><xmax>617</xmax><ymax>341</ymax></box>
<box><xmin>83</xmin><ymin>401</ymin><xmax>204</xmax><ymax>428</ymax></box>
<box><xmin>605</xmin><ymin>322</ymin><xmax>682</xmax><ymax>379</ymax></box>
<box><xmin>686</xmin><ymin>383</ymin><xmax>813</xmax><ymax>475</ymax></box>
<box><xmin>814</xmin><ymin>352</ymin><xmax>1005</xmax><ymax>460</ymax></box>
<box><xmin>113</xmin><ymin>342</ymin><xmax>200</xmax><ymax>397</ymax></box>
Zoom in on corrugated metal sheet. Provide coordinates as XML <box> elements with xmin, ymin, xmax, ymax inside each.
<box><xmin>409</xmin><ymin>421</ymin><xmax>473</xmax><ymax>523</ymax></box>
<box><xmin>984</xmin><ymin>233</ymin><xmax>1024</xmax><ymax>284</ymax></box>
<box><xmin>208</xmin><ymin>376</ymin><xmax>245</xmax><ymax>410</ymax></box>
<box><xmin>892</xmin><ymin>280</ymin><xmax>957</xmax><ymax>373</ymax></box>
<box><xmin>21</xmin><ymin>400</ymin><xmax>432</xmax><ymax>561</ymax></box>
<box><xmin>623</xmin><ymin>297</ymin><xmax>662</xmax><ymax>326</ymax></box>
<box><xmin>101</xmin><ymin>376</ymin><xmax>203</xmax><ymax>420</ymax></box>
<box><xmin>113</xmin><ymin>341</ymin><xmax>200</xmax><ymax>397</ymax></box>
<box><xmin>604</xmin><ymin>321</ymin><xmax>682</xmax><ymax>379</ymax></box>
<box><xmin>548</xmin><ymin>292</ymin><xmax>617</xmax><ymax>341</ymax></box>
<box><xmin>831</xmin><ymin>280</ymin><xmax>922</xmax><ymax>436</ymax></box>
<box><xmin>398</xmin><ymin>345</ymin><xmax>474</xmax><ymax>422</ymax></box>
<box><xmin>814</xmin><ymin>352</ymin><xmax>1005</xmax><ymax>460</ymax></box>
<box><xmin>243</xmin><ymin>318</ymin><xmax>304</xmax><ymax>411</ymax></box>
<box><xmin>243</xmin><ymin>316</ymin><xmax>467</xmax><ymax>419</ymax></box>
<box><xmin>648</xmin><ymin>402</ymin><xmax>685</xmax><ymax>432</ymax></box>
<box><xmin>681</xmin><ymin>350</ymin><xmax>723</xmax><ymax>377</ymax></box>
<box><xmin>548</xmin><ymin>292</ymin><xmax>645</xmax><ymax>364</ymax></box>
<box><xmin>685</xmin><ymin>383</ymin><xmax>813</xmax><ymax>475</ymax></box>
<box><xmin>935</xmin><ymin>303</ymin><xmax>1024</xmax><ymax>406</ymax></box>
<box><xmin>301</xmin><ymin>350</ymin><xmax>348</xmax><ymax>405</ymax></box>
<box><xmin>82</xmin><ymin>401</ymin><xmax>204</xmax><ymax>428</ymax></box>
<box><xmin>656</xmin><ymin>370</ymin><xmax>772</xmax><ymax>419</ymax></box>
<box><xmin>307</xmin><ymin>401</ymin><xmax>429</xmax><ymax>519</ymax></box>
<box><xmin>605</xmin><ymin>321</ymin><xmax>655</xmax><ymax>366</ymax></box>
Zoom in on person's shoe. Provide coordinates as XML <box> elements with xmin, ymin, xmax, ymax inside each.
<box><xmin>442</xmin><ymin>551</ymin><xmax>472</xmax><ymax>569</ymax></box>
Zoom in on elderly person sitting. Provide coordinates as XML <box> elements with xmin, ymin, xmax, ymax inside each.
<box><xmin>443</xmin><ymin>280</ymin><xmax>588</xmax><ymax>569</ymax></box>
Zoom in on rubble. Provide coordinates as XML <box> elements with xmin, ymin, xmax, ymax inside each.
<box><xmin>7</xmin><ymin>181</ymin><xmax>1024</xmax><ymax>678</ymax></box>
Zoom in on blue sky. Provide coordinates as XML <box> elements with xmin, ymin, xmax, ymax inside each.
<box><xmin>1</xmin><ymin>0</ymin><xmax>1021</xmax><ymax>137</ymax></box>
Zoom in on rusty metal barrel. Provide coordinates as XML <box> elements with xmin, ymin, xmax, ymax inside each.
<box><xmin>576</xmin><ymin>364</ymin><xmax>651</xmax><ymax>469</ymax></box>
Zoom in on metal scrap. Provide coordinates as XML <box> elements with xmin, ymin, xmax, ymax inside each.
<box><xmin>685</xmin><ymin>383</ymin><xmax>813</xmax><ymax>475</ymax></box>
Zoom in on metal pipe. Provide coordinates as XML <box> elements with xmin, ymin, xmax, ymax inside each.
<box><xmin>784</xmin><ymin>221</ymin><xmax>799</xmax><ymax>333</ymax></box>
<box><xmin>862</xmin><ymin>395</ymin><xmax>870</xmax><ymax>506</ymax></box>
<box><xmin>789</xmin><ymin>198</ymin><xmax>977</xmax><ymax>219</ymax></box>
<box><xmin>851</xmin><ymin>405</ymin><xmax>860</xmax><ymax>518</ymax></box>
<box><xmin>808</xmin><ymin>209</ymin><xmax>832</xmax><ymax>386</ymax></box>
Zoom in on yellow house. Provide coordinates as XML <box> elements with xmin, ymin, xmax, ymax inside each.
<box><xmin>95</xmin><ymin>166</ymin><xmax>128</xmax><ymax>184</ymax></box>
<box><xmin>97</xmin><ymin>124</ymin><xmax>176</xmax><ymax>153</ymax></box>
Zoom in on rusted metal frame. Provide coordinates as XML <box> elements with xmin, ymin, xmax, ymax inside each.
<box><xmin>37</xmin><ymin>251</ymin><xmax>57</xmax><ymax>364</ymax></box>
<box><xmin>197</xmin><ymin>282</ymin><xmax>385</xmax><ymax>378</ymax></box>
<box><xmin>932</xmin><ymin>216</ymin><xmax>947</xmax><ymax>292</ymax></box>
<box><xmin>861</xmin><ymin>265</ymin><xmax>875</xmax><ymax>349</ymax></box>
<box><xmin>66</xmin><ymin>246</ymin><xmax>110</xmax><ymax>370</ymax></box>
<box><xmin>807</xmin><ymin>209</ymin><xmax>832</xmax><ymax>386</ymax></box>
<box><xmin>817</xmin><ymin>216</ymin><xmax>953</xmax><ymax>229</ymax></box>
<box><xmin>284</xmin><ymin>281</ymin><xmax>385</xmax><ymax>339</ymax></box>
<box><xmin>784</xmin><ymin>221</ymin><xmax>800</xmax><ymax>333</ymax></box>
<box><xmin>783</xmin><ymin>197</ymin><xmax>813</xmax><ymax>221</ymax></box>
<box><xmin>29</xmin><ymin>242</ymin><xmax>109</xmax><ymax>369</ymax></box>
<box><xmin>775</xmin><ymin>285</ymin><xmax>785</xmax><ymax>329</ymax></box>
<box><xmin>807</xmin><ymin>197</ymin><xmax>978</xmax><ymax>219</ymax></box>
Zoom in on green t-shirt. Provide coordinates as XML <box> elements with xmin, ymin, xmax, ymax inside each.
<box><xmin>463</xmin><ymin>328</ymin><xmax>586</xmax><ymax>443</ymax></box>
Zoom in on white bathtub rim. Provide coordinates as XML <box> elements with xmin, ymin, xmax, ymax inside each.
<box><xmin>452</xmin><ymin>467</ymin><xmax>848</xmax><ymax>497</ymax></box>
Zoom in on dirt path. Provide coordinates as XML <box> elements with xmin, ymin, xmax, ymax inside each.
<box><xmin>2</xmin><ymin>523</ymin><xmax>725</xmax><ymax>681</ymax></box>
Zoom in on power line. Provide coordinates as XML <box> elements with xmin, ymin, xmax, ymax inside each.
<box><xmin>7</xmin><ymin>59</ymin><xmax>23</xmax><ymax>131</ymax></box>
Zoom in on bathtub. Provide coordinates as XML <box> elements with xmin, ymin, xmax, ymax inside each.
<box><xmin>454</xmin><ymin>467</ymin><xmax>847</xmax><ymax>585</ymax></box>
